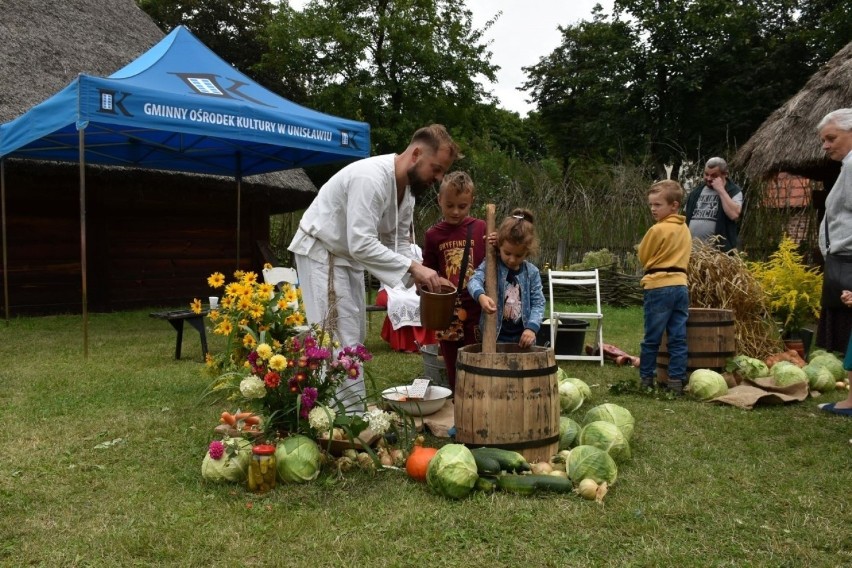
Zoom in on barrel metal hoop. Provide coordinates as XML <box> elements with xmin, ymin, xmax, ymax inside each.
<box><xmin>456</xmin><ymin>363</ymin><xmax>558</xmax><ymax>378</ymax></box>
<box><xmin>463</xmin><ymin>434</ymin><xmax>560</xmax><ymax>451</ymax></box>
<box><xmin>686</xmin><ymin>321</ymin><xmax>734</xmax><ymax>327</ymax></box>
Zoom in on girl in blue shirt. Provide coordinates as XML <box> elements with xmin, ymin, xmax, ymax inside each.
<box><xmin>468</xmin><ymin>208</ymin><xmax>545</xmax><ymax>347</ymax></box>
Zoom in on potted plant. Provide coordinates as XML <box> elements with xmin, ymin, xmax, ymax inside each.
<box><xmin>748</xmin><ymin>236</ymin><xmax>822</xmax><ymax>355</ymax></box>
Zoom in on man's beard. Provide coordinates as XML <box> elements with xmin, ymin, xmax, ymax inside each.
<box><xmin>407</xmin><ymin>165</ymin><xmax>435</xmax><ymax>199</ymax></box>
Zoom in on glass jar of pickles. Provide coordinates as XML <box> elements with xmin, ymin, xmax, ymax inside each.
<box><xmin>247</xmin><ymin>444</ymin><xmax>277</xmax><ymax>493</ymax></box>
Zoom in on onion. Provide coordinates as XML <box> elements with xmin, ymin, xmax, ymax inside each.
<box><xmin>549</xmin><ymin>470</ymin><xmax>568</xmax><ymax>478</ymax></box>
<box><xmin>531</xmin><ymin>461</ymin><xmax>554</xmax><ymax>474</ymax></box>
<box><xmin>576</xmin><ymin>478</ymin><xmax>599</xmax><ymax>500</ymax></box>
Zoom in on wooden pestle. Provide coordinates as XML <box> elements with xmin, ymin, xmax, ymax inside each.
<box><xmin>481</xmin><ymin>204</ymin><xmax>498</xmax><ymax>353</ymax></box>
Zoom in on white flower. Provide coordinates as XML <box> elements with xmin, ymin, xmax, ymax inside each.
<box><xmin>363</xmin><ymin>408</ymin><xmax>394</xmax><ymax>435</ymax></box>
<box><xmin>308</xmin><ymin>405</ymin><xmax>336</xmax><ymax>432</ymax></box>
<box><xmin>239</xmin><ymin>376</ymin><xmax>266</xmax><ymax>399</ymax></box>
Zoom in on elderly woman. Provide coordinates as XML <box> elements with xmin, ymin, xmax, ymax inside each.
<box><xmin>816</xmin><ymin>108</ymin><xmax>852</xmax><ymax>415</ymax></box>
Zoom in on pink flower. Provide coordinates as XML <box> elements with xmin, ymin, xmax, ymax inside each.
<box><xmin>208</xmin><ymin>440</ymin><xmax>225</xmax><ymax>460</ymax></box>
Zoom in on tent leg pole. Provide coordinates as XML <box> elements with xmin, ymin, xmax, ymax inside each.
<box><xmin>1</xmin><ymin>158</ymin><xmax>9</xmax><ymax>326</ymax></box>
<box><xmin>236</xmin><ymin>153</ymin><xmax>242</xmax><ymax>272</ymax></box>
<box><xmin>79</xmin><ymin>130</ymin><xmax>88</xmax><ymax>358</ymax></box>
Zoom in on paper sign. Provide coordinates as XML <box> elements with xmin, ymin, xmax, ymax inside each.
<box><xmin>407</xmin><ymin>378</ymin><xmax>431</xmax><ymax>399</ymax></box>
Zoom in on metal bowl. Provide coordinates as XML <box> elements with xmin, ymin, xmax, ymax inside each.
<box><xmin>381</xmin><ymin>385</ymin><xmax>452</xmax><ymax>417</ymax></box>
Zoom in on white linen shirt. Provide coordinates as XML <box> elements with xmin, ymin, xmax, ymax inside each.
<box><xmin>288</xmin><ymin>154</ymin><xmax>416</xmax><ymax>287</ymax></box>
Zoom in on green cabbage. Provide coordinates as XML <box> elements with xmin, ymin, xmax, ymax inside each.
<box><xmin>686</xmin><ymin>369</ymin><xmax>729</xmax><ymax>401</ymax></box>
<box><xmin>804</xmin><ymin>363</ymin><xmax>836</xmax><ymax>393</ymax></box>
<box><xmin>561</xmin><ymin>376</ymin><xmax>592</xmax><ymax>402</ymax></box>
<box><xmin>426</xmin><ymin>444</ymin><xmax>478</xmax><ymax>500</ymax></box>
<box><xmin>583</xmin><ymin>403</ymin><xmax>635</xmax><ymax>441</ymax></box>
<box><xmin>558</xmin><ymin>380</ymin><xmax>584</xmax><ymax>413</ymax></box>
<box><xmin>808</xmin><ymin>349</ymin><xmax>828</xmax><ymax>362</ymax></box>
<box><xmin>275</xmin><ymin>435</ymin><xmax>322</xmax><ymax>483</ymax></box>
<box><xmin>578</xmin><ymin>421</ymin><xmax>631</xmax><ymax>463</ymax></box>
<box><xmin>808</xmin><ymin>353</ymin><xmax>844</xmax><ymax>381</ymax></box>
<box><xmin>770</xmin><ymin>361</ymin><xmax>807</xmax><ymax>387</ymax></box>
<box><xmin>567</xmin><ymin>444</ymin><xmax>617</xmax><ymax>485</ymax></box>
<box><xmin>558</xmin><ymin>416</ymin><xmax>581</xmax><ymax>450</ymax></box>
<box><xmin>201</xmin><ymin>437</ymin><xmax>252</xmax><ymax>483</ymax></box>
<box><xmin>726</xmin><ymin>355</ymin><xmax>769</xmax><ymax>380</ymax></box>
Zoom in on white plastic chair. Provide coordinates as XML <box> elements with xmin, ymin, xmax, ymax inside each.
<box><xmin>262</xmin><ymin>266</ymin><xmax>298</xmax><ymax>289</ymax></box>
<box><xmin>547</xmin><ymin>269</ymin><xmax>604</xmax><ymax>365</ymax></box>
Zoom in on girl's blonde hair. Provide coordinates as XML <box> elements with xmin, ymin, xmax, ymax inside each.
<box><xmin>439</xmin><ymin>171</ymin><xmax>475</xmax><ymax>198</ymax></box>
<box><xmin>497</xmin><ymin>208</ymin><xmax>539</xmax><ymax>256</ymax></box>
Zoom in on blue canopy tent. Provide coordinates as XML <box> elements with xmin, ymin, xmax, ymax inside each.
<box><xmin>0</xmin><ymin>26</ymin><xmax>370</xmax><ymax>355</ymax></box>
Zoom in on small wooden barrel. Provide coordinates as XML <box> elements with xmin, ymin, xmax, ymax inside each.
<box><xmin>454</xmin><ymin>343</ymin><xmax>560</xmax><ymax>463</ymax></box>
<box><xmin>657</xmin><ymin>307</ymin><xmax>736</xmax><ymax>382</ymax></box>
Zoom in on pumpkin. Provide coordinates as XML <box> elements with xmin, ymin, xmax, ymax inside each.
<box><xmin>405</xmin><ymin>436</ymin><xmax>438</xmax><ymax>482</ymax></box>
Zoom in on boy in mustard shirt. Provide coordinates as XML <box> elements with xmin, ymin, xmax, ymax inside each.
<box><xmin>638</xmin><ymin>180</ymin><xmax>692</xmax><ymax>393</ymax></box>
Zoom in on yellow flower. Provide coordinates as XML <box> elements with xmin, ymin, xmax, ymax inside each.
<box><xmin>257</xmin><ymin>283</ymin><xmax>275</xmax><ymax>299</ymax></box>
<box><xmin>225</xmin><ymin>282</ymin><xmax>241</xmax><ymax>297</ymax></box>
<box><xmin>190</xmin><ymin>298</ymin><xmax>202</xmax><ymax>314</ymax></box>
<box><xmin>234</xmin><ymin>270</ymin><xmax>245</xmax><ymax>280</ymax></box>
<box><xmin>293</xmin><ymin>312</ymin><xmax>305</xmax><ymax>326</ymax></box>
<box><xmin>277</xmin><ymin>298</ymin><xmax>289</xmax><ymax>310</ymax></box>
<box><xmin>243</xmin><ymin>334</ymin><xmax>257</xmax><ymax>349</ymax></box>
<box><xmin>205</xmin><ymin>353</ymin><xmax>216</xmax><ymax>367</ymax></box>
<box><xmin>238</xmin><ymin>286</ymin><xmax>253</xmax><ymax>299</ymax></box>
<box><xmin>284</xmin><ymin>289</ymin><xmax>298</xmax><ymax>304</ymax></box>
<box><xmin>258</xmin><ymin>324</ymin><xmax>269</xmax><ymax>332</ymax></box>
<box><xmin>221</xmin><ymin>296</ymin><xmax>233</xmax><ymax>309</ymax></box>
<box><xmin>207</xmin><ymin>272</ymin><xmax>226</xmax><ymax>288</ymax></box>
<box><xmin>269</xmin><ymin>354</ymin><xmax>287</xmax><ymax>371</ymax></box>
<box><xmin>214</xmin><ymin>320</ymin><xmax>233</xmax><ymax>336</ymax></box>
<box><xmin>273</xmin><ymin>340</ymin><xmax>282</xmax><ymax>349</ymax></box>
<box><xmin>207</xmin><ymin>309</ymin><xmax>220</xmax><ymax>321</ymax></box>
<box><xmin>256</xmin><ymin>343</ymin><xmax>273</xmax><ymax>360</ymax></box>
<box><xmin>249</xmin><ymin>304</ymin><xmax>265</xmax><ymax>320</ymax></box>
<box><xmin>241</xmin><ymin>271</ymin><xmax>258</xmax><ymax>285</ymax></box>
<box><xmin>263</xmin><ymin>262</ymin><xmax>273</xmax><ymax>270</ymax></box>
<box><xmin>237</xmin><ymin>296</ymin><xmax>253</xmax><ymax>311</ymax></box>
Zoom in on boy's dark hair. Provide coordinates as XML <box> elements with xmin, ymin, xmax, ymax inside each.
<box><xmin>410</xmin><ymin>124</ymin><xmax>463</xmax><ymax>160</ymax></box>
<box><xmin>497</xmin><ymin>208</ymin><xmax>539</xmax><ymax>256</ymax></box>
<box><xmin>648</xmin><ymin>180</ymin><xmax>684</xmax><ymax>205</ymax></box>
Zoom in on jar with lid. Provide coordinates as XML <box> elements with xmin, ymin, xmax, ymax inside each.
<box><xmin>247</xmin><ymin>444</ymin><xmax>277</xmax><ymax>493</ymax></box>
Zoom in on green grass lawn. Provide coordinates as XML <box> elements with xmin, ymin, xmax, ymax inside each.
<box><xmin>1</xmin><ymin>306</ymin><xmax>851</xmax><ymax>567</ymax></box>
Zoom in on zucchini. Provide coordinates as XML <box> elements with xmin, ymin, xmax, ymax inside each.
<box><xmin>474</xmin><ymin>476</ymin><xmax>498</xmax><ymax>493</ymax></box>
<box><xmin>496</xmin><ymin>474</ymin><xmax>538</xmax><ymax>495</ymax></box>
<box><xmin>471</xmin><ymin>453</ymin><xmax>502</xmax><ymax>476</ymax></box>
<box><xmin>470</xmin><ymin>447</ymin><xmax>530</xmax><ymax>473</ymax></box>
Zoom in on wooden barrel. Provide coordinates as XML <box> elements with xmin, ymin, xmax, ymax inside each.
<box><xmin>657</xmin><ymin>308</ymin><xmax>736</xmax><ymax>382</ymax></box>
<box><xmin>454</xmin><ymin>343</ymin><xmax>560</xmax><ymax>463</ymax></box>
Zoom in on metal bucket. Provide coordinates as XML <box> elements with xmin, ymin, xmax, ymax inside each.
<box><xmin>419</xmin><ymin>343</ymin><xmax>449</xmax><ymax>387</ymax></box>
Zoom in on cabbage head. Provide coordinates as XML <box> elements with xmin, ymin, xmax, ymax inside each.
<box><xmin>561</xmin><ymin>376</ymin><xmax>592</xmax><ymax>402</ymax></box>
<box><xmin>201</xmin><ymin>437</ymin><xmax>252</xmax><ymax>483</ymax></box>
<box><xmin>567</xmin><ymin>444</ymin><xmax>617</xmax><ymax>485</ymax></box>
<box><xmin>578</xmin><ymin>421</ymin><xmax>631</xmax><ymax>463</ymax></box>
<box><xmin>726</xmin><ymin>355</ymin><xmax>769</xmax><ymax>380</ymax></box>
<box><xmin>804</xmin><ymin>363</ymin><xmax>836</xmax><ymax>393</ymax></box>
<box><xmin>686</xmin><ymin>369</ymin><xmax>729</xmax><ymax>401</ymax></box>
<box><xmin>558</xmin><ymin>416</ymin><xmax>581</xmax><ymax>450</ymax></box>
<box><xmin>809</xmin><ymin>353</ymin><xmax>844</xmax><ymax>381</ymax></box>
<box><xmin>808</xmin><ymin>349</ymin><xmax>829</xmax><ymax>362</ymax></box>
<box><xmin>426</xmin><ymin>444</ymin><xmax>478</xmax><ymax>500</ymax></box>
<box><xmin>583</xmin><ymin>403</ymin><xmax>635</xmax><ymax>441</ymax></box>
<box><xmin>770</xmin><ymin>361</ymin><xmax>807</xmax><ymax>387</ymax></box>
<box><xmin>275</xmin><ymin>435</ymin><xmax>322</xmax><ymax>483</ymax></box>
<box><xmin>556</xmin><ymin>367</ymin><xmax>569</xmax><ymax>383</ymax></box>
<box><xmin>558</xmin><ymin>380</ymin><xmax>584</xmax><ymax>413</ymax></box>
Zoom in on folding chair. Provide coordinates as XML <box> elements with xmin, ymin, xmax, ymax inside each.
<box><xmin>262</xmin><ymin>266</ymin><xmax>298</xmax><ymax>289</ymax></box>
<box><xmin>547</xmin><ymin>269</ymin><xmax>604</xmax><ymax>365</ymax></box>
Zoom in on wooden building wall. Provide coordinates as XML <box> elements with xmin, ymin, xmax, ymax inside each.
<box><xmin>2</xmin><ymin>162</ymin><xmax>270</xmax><ymax>315</ymax></box>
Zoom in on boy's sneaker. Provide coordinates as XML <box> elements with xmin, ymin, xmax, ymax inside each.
<box><xmin>666</xmin><ymin>378</ymin><xmax>684</xmax><ymax>395</ymax></box>
<box><xmin>640</xmin><ymin>377</ymin><xmax>655</xmax><ymax>389</ymax></box>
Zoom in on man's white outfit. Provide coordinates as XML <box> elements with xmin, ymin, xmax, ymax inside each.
<box><xmin>289</xmin><ymin>154</ymin><xmax>416</xmax><ymax>413</ymax></box>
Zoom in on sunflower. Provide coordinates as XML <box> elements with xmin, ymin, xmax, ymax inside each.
<box><xmin>249</xmin><ymin>304</ymin><xmax>265</xmax><ymax>320</ymax></box>
<box><xmin>241</xmin><ymin>271</ymin><xmax>259</xmax><ymax>285</ymax></box>
<box><xmin>190</xmin><ymin>298</ymin><xmax>202</xmax><ymax>314</ymax></box>
<box><xmin>257</xmin><ymin>283</ymin><xmax>275</xmax><ymax>299</ymax></box>
<box><xmin>207</xmin><ymin>272</ymin><xmax>226</xmax><ymax>288</ymax></box>
<box><xmin>214</xmin><ymin>320</ymin><xmax>233</xmax><ymax>336</ymax></box>
<box><xmin>237</xmin><ymin>296</ymin><xmax>253</xmax><ymax>311</ymax></box>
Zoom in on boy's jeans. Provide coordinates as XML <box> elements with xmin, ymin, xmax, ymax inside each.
<box><xmin>640</xmin><ymin>285</ymin><xmax>689</xmax><ymax>380</ymax></box>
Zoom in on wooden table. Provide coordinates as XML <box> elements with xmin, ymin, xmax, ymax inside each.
<box><xmin>149</xmin><ymin>308</ymin><xmax>209</xmax><ymax>361</ymax></box>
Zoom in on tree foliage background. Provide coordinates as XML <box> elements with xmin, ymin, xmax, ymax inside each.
<box><xmin>136</xmin><ymin>0</ymin><xmax>851</xmax><ymax>261</ymax></box>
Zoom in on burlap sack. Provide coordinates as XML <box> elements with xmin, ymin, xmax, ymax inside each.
<box><xmin>711</xmin><ymin>376</ymin><xmax>809</xmax><ymax>410</ymax></box>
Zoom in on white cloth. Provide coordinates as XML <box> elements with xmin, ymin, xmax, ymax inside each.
<box><xmin>383</xmin><ymin>244</ymin><xmax>424</xmax><ymax>330</ymax></box>
<box><xmin>819</xmin><ymin>149</ymin><xmax>852</xmax><ymax>256</ymax></box>
<box><xmin>288</xmin><ymin>153</ymin><xmax>416</xmax><ymax>287</ymax></box>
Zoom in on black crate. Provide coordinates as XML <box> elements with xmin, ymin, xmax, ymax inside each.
<box><xmin>536</xmin><ymin>318</ymin><xmax>590</xmax><ymax>355</ymax></box>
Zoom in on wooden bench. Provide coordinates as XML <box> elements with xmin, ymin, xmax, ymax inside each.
<box><xmin>149</xmin><ymin>308</ymin><xmax>209</xmax><ymax>361</ymax></box>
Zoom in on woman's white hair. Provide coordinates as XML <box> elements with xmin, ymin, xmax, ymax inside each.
<box><xmin>817</xmin><ymin>108</ymin><xmax>852</xmax><ymax>131</ymax></box>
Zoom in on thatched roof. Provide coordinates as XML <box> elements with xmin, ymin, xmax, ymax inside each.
<box><xmin>733</xmin><ymin>41</ymin><xmax>852</xmax><ymax>183</ymax></box>
<box><xmin>0</xmin><ymin>0</ymin><xmax>317</xmax><ymax>212</ymax></box>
